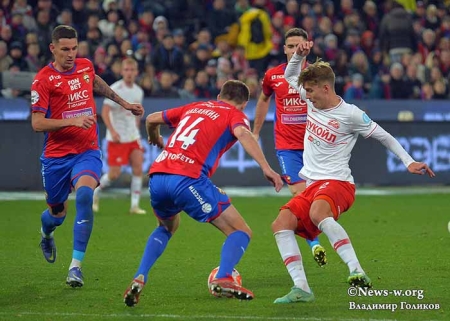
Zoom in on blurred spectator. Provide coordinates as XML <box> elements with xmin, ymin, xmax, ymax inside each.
<box><xmin>361</xmin><ymin>1</ymin><xmax>379</xmax><ymax>36</ymax></box>
<box><xmin>237</xmin><ymin>7</ymin><xmax>273</xmax><ymax>77</ymax></box>
<box><xmin>34</xmin><ymin>0</ymin><xmax>60</xmax><ymax>22</ymax></box>
<box><xmin>405</xmin><ymin>64</ymin><xmax>422</xmax><ymax>99</ymax></box>
<box><xmin>333</xmin><ymin>49</ymin><xmax>351</xmax><ymax>96</ymax></box>
<box><xmin>379</xmin><ymin>1</ymin><xmax>416</xmax><ymax>63</ymax></box>
<box><xmin>418</xmin><ymin>28</ymin><xmax>437</xmax><ymax>63</ymax></box>
<box><xmin>0</xmin><ymin>40</ymin><xmax>13</xmax><ymax>72</ymax></box>
<box><xmin>207</xmin><ymin>0</ymin><xmax>238</xmax><ymax>42</ymax></box>
<box><xmin>0</xmin><ymin>25</ymin><xmax>12</xmax><ymax>47</ymax></box>
<box><xmin>9</xmin><ymin>41</ymin><xmax>28</xmax><ymax>71</ymax></box>
<box><xmin>153</xmin><ymin>70</ymin><xmax>180</xmax><ymax>98</ymax></box>
<box><xmin>25</xmin><ymin>42</ymin><xmax>44</xmax><ymax>72</ymax></box>
<box><xmin>139</xmin><ymin>73</ymin><xmax>156</xmax><ymax>97</ymax></box>
<box><xmin>348</xmin><ymin>51</ymin><xmax>372</xmax><ymax>92</ymax></box>
<box><xmin>152</xmin><ymin>34</ymin><xmax>185</xmax><ymax>82</ymax></box>
<box><xmin>178</xmin><ymin>78</ymin><xmax>196</xmax><ymax>99</ymax></box>
<box><xmin>389</xmin><ymin>62</ymin><xmax>411</xmax><ymax>99</ymax></box>
<box><xmin>99</xmin><ymin>10</ymin><xmax>122</xmax><ymax>39</ymax></box>
<box><xmin>35</xmin><ymin>9</ymin><xmax>55</xmax><ymax>62</ymax></box>
<box><xmin>421</xmin><ymin>82</ymin><xmax>434</xmax><ymax>100</ymax></box>
<box><xmin>194</xmin><ymin>70</ymin><xmax>214</xmax><ymax>98</ymax></box>
<box><xmin>205</xmin><ymin>59</ymin><xmax>218</xmax><ymax>88</ymax></box>
<box><xmin>101</xmin><ymin>58</ymin><xmax>122</xmax><ymax>85</ymax></box>
<box><xmin>344</xmin><ymin>73</ymin><xmax>365</xmax><ymax>101</ymax></box>
<box><xmin>0</xmin><ymin>64</ymin><xmax>26</xmax><ymax>98</ymax></box>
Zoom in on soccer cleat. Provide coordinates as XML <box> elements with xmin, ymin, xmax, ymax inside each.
<box><xmin>124</xmin><ymin>274</ymin><xmax>145</xmax><ymax>307</ymax></box>
<box><xmin>39</xmin><ymin>234</ymin><xmax>56</xmax><ymax>263</ymax></box>
<box><xmin>210</xmin><ymin>277</ymin><xmax>254</xmax><ymax>300</ymax></box>
<box><xmin>312</xmin><ymin>244</ymin><xmax>327</xmax><ymax>267</ymax></box>
<box><xmin>347</xmin><ymin>270</ymin><xmax>372</xmax><ymax>288</ymax></box>
<box><xmin>66</xmin><ymin>267</ymin><xmax>84</xmax><ymax>287</ymax></box>
<box><xmin>130</xmin><ymin>207</ymin><xmax>147</xmax><ymax>215</ymax></box>
<box><xmin>274</xmin><ymin>286</ymin><xmax>315</xmax><ymax>304</ymax></box>
<box><xmin>92</xmin><ymin>193</ymin><xmax>99</xmax><ymax>213</ymax></box>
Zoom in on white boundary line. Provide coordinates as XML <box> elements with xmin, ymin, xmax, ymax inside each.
<box><xmin>0</xmin><ymin>311</ymin><xmax>441</xmax><ymax>321</ymax></box>
<box><xmin>1</xmin><ymin>186</ymin><xmax>450</xmax><ymax>201</ymax></box>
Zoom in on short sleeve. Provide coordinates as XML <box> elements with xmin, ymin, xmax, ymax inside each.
<box><xmin>349</xmin><ymin>106</ymin><xmax>378</xmax><ymax>138</ymax></box>
<box><xmin>30</xmin><ymin>78</ymin><xmax>50</xmax><ymax>114</ymax></box>
<box><xmin>261</xmin><ymin>71</ymin><xmax>273</xmax><ymax>97</ymax></box>
<box><xmin>229</xmin><ymin>109</ymin><xmax>251</xmax><ymax>132</ymax></box>
<box><xmin>103</xmin><ymin>82</ymin><xmax>120</xmax><ymax>109</ymax></box>
<box><xmin>163</xmin><ymin>105</ymin><xmax>186</xmax><ymax>128</ymax></box>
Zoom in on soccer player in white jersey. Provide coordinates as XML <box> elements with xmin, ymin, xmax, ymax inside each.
<box><xmin>93</xmin><ymin>58</ymin><xmax>146</xmax><ymax>214</ymax></box>
<box><xmin>271</xmin><ymin>41</ymin><xmax>435</xmax><ymax>304</ymax></box>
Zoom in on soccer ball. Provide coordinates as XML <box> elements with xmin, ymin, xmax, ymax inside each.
<box><xmin>207</xmin><ymin>266</ymin><xmax>242</xmax><ymax>298</ymax></box>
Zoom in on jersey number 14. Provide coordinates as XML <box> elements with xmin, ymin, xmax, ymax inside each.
<box><xmin>168</xmin><ymin>116</ymin><xmax>205</xmax><ymax>150</ymax></box>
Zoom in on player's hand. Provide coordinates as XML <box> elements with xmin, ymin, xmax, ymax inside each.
<box><xmin>263</xmin><ymin>168</ymin><xmax>284</xmax><ymax>192</ymax></box>
<box><xmin>148</xmin><ymin>135</ymin><xmax>164</xmax><ymax>149</ymax></box>
<box><xmin>73</xmin><ymin>115</ymin><xmax>96</xmax><ymax>129</ymax></box>
<box><xmin>407</xmin><ymin>162</ymin><xmax>435</xmax><ymax>177</ymax></box>
<box><xmin>125</xmin><ymin>103</ymin><xmax>144</xmax><ymax>116</ymax></box>
<box><xmin>111</xmin><ymin>130</ymin><xmax>121</xmax><ymax>143</ymax></box>
<box><xmin>295</xmin><ymin>41</ymin><xmax>314</xmax><ymax>57</ymax></box>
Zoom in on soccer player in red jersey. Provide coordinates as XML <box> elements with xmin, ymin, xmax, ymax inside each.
<box><xmin>123</xmin><ymin>80</ymin><xmax>283</xmax><ymax>307</ymax></box>
<box><xmin>31</xmin><ymin>25</ymin><xmax>144</xmax><ymax>287</ymax></box>
<box><xmin>253</xmin><ymin>28</ymin><xmax>327</xmax><ymax>266</ymax></box>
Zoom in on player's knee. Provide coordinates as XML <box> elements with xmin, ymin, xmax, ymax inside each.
<box><xmin>76</xmin><ymin>186</ymin><xmax>94</xmax><ymax>207</ymax></box>
<box><xmin>51</xmin><ymin>203</ymin><xmax>66</xmax><ymax>216</ymax></box>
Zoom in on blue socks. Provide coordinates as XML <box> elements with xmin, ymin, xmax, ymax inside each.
<box><xmin>41</xmin><ymin>208</ymin><xmax>65</xmax><ymax>236</ymax></box>
<box><xmin>216</xmin><ymin>230</ymin><xmax>250</xmax><ymax>279</ymax></box>
<box><xmin>73</xmin><ymin>186</ymin><xmax>94</xmax><ymax>262</ymax></box>
<box><xmin>306</xmin><ymin>237</ymin><xmax>320</xmax><ymax>248</ymax></box>
<box><xmin>135</xmin><ymin>226</ymin><xmax>172</xmax><ymax>282</ymax></box>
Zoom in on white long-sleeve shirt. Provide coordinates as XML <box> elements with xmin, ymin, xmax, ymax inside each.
<box><xmin>284</xmin><ymin>53</ymin><xmax>415</xmax><ymax>183</ymax></box>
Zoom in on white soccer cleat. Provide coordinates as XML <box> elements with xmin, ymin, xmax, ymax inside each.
<box><xmin>130</xmin><ymin>207</ymin><xmax>147</xmax><ymax>215</ymax></box>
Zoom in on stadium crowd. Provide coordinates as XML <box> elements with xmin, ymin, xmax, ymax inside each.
<box><xmin>1</xmin><ymin>0</ymin><xmax>450</xmax><ymax>100</ymax></box>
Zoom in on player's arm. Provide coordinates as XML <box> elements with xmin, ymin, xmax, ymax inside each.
<box><xmin>145</xmin><ymin>111</ymin><xmax>164</xmax><ymax>149</ymax></box>
<box><xmin>93</xmin><ymin>75</ymin><xmax>144</xmax><ymax>116</ymax></box>
<box><xmin>252</xmin><ymin>92</ymin><xmax>271</xmax><ymax>140</ymax></box>
<box><xmin>101</xmin><ymin>104</ymin><xmax>120</xmax><ymax>142</ymax></box>
<box><xmin>369</xmin><ymin>126</ymin><xmax>435</xmax><ymax>177</ymax></box>
<box><xmin>284</xmin><ymin>41</ymin><xmax>314</xmax><ymax>92</ymax></box>
<box><xmin>233</xmin><ymin>125</ymin><xmax>283</xmax><ymax>192</ymax></box>
<box><xmin>31</xmin><ymin>112</ymin><xmax>96</xmax><ymax>132</ymax></box>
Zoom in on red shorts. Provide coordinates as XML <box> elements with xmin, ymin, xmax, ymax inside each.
<box><xmin>281</xmin><ymin>180</ymin><xmax>355</xmax><ymax>240</ymax></box>
<box><xmin>107</xmin><ymin>140</ymin><xmax>143</xmax><ymax>166</ymax></box>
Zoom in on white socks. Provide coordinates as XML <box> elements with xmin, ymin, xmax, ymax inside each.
<box><xmin>130</xmin><ymin>175</ymin><xmax>142</xmax><ymax>208</ymax></box>
<box><xmin>274</xmin><ymin>230</ymin><xmax>311</xmax><ymax>293</ymax></box>
<box><xmin>69</xmin><ymin>259</ymin><xmax>81</xmax><ymax>269</ymax></box>
<box><xmin>99</xmin><ymin>174</ymin><xmax>112</xmax><ymax>190</ymax></box>
<box><xmin>318</xmin><ymin>217</ymin><xmax>363</xmax><ymax>273</ymax></box>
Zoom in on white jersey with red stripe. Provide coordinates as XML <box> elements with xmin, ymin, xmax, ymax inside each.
<box><xmin>285</xmin><ymin>53</ymin><xmax>416</xmax><ymax>184</ymax></box>
<box><xmin>299</xmin><ymin>94</ymin><xmax>377</xmax><ymax>183</ymax></box>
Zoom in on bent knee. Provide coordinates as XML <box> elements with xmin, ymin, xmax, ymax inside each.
<box><xmin>50</xmin><ymin>203</ymin><xmax>67</xmax><ymax>217</ymax></box>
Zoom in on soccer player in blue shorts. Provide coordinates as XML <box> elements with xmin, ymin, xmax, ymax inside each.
<box><xmin>253</xmin><ymin>28</ymin><xmax>327</xmax><ymax>267</ymax></box>
<box><xmin>31</xmin><ymin>25</ymin><xmax>144</xmax><ymax>287</ymax></box>
<box><xmin>123</xmin><ymin>80</ymin><xmax>284</xmax><ymax>307</ymax></box>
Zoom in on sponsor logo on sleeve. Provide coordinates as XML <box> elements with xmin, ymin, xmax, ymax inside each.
<box><xmin>31</xmin><ymin>90</ymin><xmax>39</xmax><ymax>104</ymax></box>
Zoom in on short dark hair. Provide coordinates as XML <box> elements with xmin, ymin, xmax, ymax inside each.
<box><xmin>52</xmin><ymin>25</ymin><xmax>78</xmax><ymax>43</ymax></box>
<box><xmin>219</xmin><ymin>80</ymin><xmax>250</xmax><ymax>104</ymax></box>
<box><xmin>285</xmin><ymin>28</ymin><xmax>308</xmax><ymax>41</ymax></box>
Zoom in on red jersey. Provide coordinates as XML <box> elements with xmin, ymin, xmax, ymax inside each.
<box><xmin>261</xmin><ymin>62</ymin><xmax>307</xmax><ymax>150</ymax></box>
<box><xmin>150</xmin><ymin>100</ymin><xmax>250</xmax><ymax>179</ymax></box>
<box><xmin>31</xmin><ymin>58</ymin><xmax>98</xmax><ymax>158</ymax></box>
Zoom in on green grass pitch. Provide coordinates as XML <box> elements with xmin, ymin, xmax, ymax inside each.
<box><xmin>0</xmin><ymin>194</ymin><xmax>448</xmax><ymax>321</ymax></box>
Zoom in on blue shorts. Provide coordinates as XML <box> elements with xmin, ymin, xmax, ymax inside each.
<box><xmin>149</xmin><ymin>173</ymin><xmax>231</xmax><ymax>223</ymax></box>
<box><xmin>40</xmin><ymin>149</ymin><xmax>102</xmax><ymax>206</ymax></box>
<box><xmin>276</xmin><ymin>149</ymin><xmax>305</xmax><ymax>185</ymax></box>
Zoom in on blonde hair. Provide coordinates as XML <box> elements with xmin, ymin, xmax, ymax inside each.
<box><xmin>298</xmin><ymin>59</ymin><xmax>335</xmax><ymax>87</ymax></box>
<box><xmin>122</xmin><ymin>57</ymin><xmax>138</xmax><ymax>68</ymax></box>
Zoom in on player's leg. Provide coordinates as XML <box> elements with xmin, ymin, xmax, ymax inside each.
<box><xmin>276</xmin><ymin>149</ymin><xmax>326</xmax><ymax>266</ymax></box>
<box><xmin>124</xmin><ymin>173</ymin><xmax>180</xmax><ymax>307</ymax></box>
<box><xmin>271</xmin><ymin>199</ymin><xmax>315</xmax><ymax>303</ymax></box>
<box><xmin>209</xmin><ymin>204</ymin><xmax>254</xmax><ymax>300</ymax></box>
<box><xmin>67</xmin><ymin>150</ymin><xmax>102</xmax><ymax>287</ymax></box>
<box><xmin>310</xmin><ymin>181</ymin><xmax>372</xmax><ymax>288</ymax></box>
<box><xmin>93</xmin><ymin>141</ymin><xmax>124</xmax><ymax>212</ymax></box>
<box><xmin>129</xmin><ymin>142</ymin><xmax>145</xmax><ymax>214</ymax></box>
<box><xmin>39</xmin><ymin>157</ymin><xmax>72</xmax><ymax>263</ymax></box>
